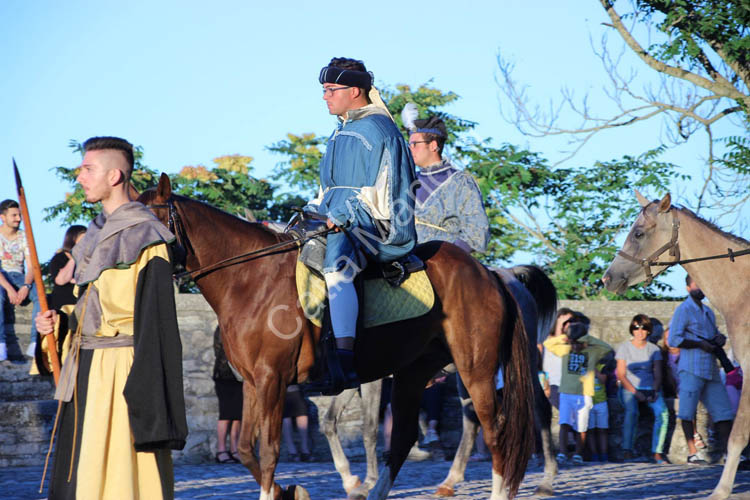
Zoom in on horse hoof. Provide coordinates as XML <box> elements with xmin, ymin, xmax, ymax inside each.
<box><xmin>534</xmin><ymin>484</ymin><xmax>554</xmax><ymax>497</ymax></box>
<box><xmin>347</xmin><ymin>485</ymin><xmax>369</xmax><ymax>500</ymax></box>
<box><xmin>435</xmin><ymin>484</ymin><xmax>455</xmax><ymax>497</ymax></box>
<box><xmin>343</xmin><ymin>476</ymin><xmax>362</xmax><ymax>494</ymax></box>
<box><xmin>283</xmin><ymin>485</ymin><xmax>310</xmax><ymax>500</ymax></box>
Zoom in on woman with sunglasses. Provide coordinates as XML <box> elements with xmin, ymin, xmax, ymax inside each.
<box><xmin>615</xmin><ymin>314</ymin><xmax>669</xmax><ymax>463</ymax></box>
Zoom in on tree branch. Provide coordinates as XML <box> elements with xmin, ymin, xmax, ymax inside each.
<box><xmin>598</xmin><ymin>0</ymin><xmax>748</xmax><ymax>104</ymax></box>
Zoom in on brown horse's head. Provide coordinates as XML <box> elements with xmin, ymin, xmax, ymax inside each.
<box><xmin>136</xmin><ymin>173</ymin><xmax>172</xmax><ymax>227</ymax></box>
<box><xmin>603</xmin><ymin>191</ymin><xmax>678</xmax><ymax>294</ymax></box>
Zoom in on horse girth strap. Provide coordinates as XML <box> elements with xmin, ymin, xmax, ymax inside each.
<box><xmin>616</xmin><ymin>211</ymin><xmax>680</xmax><ymax>285</ymax></box>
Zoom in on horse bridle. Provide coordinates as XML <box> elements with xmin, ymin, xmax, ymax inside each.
<box><xmin>616</xmin><ymin>209</ymin><xmax>681</xmax><ymax>286</ymax></box>
<box><xmin>147</xmin><ymin>197</ymin><xmax>334</xmax><ymax>281</ymax></box>
<box><xmin>149</xmin><ymin>198</ymin><xmax>191</xmax><ymax>258</ymax></box>
<box><xmin>616</xmin><ymin>207</ymin><xmax>750</xmax><ymax>285</ymax></box>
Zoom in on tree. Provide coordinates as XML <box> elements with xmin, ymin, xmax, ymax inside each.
<box><xmin>462</xmin><ymin>139</ymin><xmax>687</xmax><ymax>298</ymax></box>
<box><xmin>497</xmin><ymin>0</ymin><xmax>749</xmax><ymax>223</ymax></box>
<box><xmin>170</xmin><ymin>155</ymin><xmax>275</xmax><ymax>220</ymax></box>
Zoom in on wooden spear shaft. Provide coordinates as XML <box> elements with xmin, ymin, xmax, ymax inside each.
<box><xmin>13</xmin><ymin>159</ymin><xmax>61</xmax><ymax>385</ymax></box>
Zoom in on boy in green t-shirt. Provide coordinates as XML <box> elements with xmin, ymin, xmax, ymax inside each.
<box><xmin>544</xmin><ymin>312</ymin><xmax>612</xmax><ymax>464</ymax></box>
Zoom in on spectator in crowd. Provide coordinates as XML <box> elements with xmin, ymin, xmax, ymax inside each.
<box><xmin>540</xmin><ymin>308</ymin><xmax>575</xmax><ymax>409</ymax></box>
<box><xmin>420</xmin><ymin>369</ymin><xmax>449</xmax><ymax>458</ymax></box>
<box><xmin>616</xmin><ymin>314</ymin><xmax>669</xmax><ymax>463</ymax></box>
<box><xmin>30</xmin><ymin>225</ymin><xmax>87</xmax><ymax>376</ymax></box>
<box><xmin>282</xmin><ymin>384</ymin><xmax>311</xmax><ymax>462</ymax></box>
<box><xmin>47</xmin><ymin>225</ymin><xmax>87</xmax><ymax>311</ymax></box>
<box><xmin>0</xmin><ymin>199</ymin><xmax>40</xmax><ymax>362</ymax></box>
<box><xmin>668</xmin><ymin>275</ymin><xmax>735</xmax><ymax>465</ymax></box>
<box><xmin>587</xmin><ymin>357</ymin><xmax>612</xmax><ymax>462</ymax></box>
<box><xmin>545</xmin><ymin>312</ymin><xmax>612</xmax><ymax>465</ymax></box>
<box><xmin>664</xmin><ymin>326</ymin><xmax>706</xmax><ymax>451</ymax></box>
<box><xmin>213</xmin><ymin>326</ymin><xmax>243</xmax><ymax>463</ymax></box>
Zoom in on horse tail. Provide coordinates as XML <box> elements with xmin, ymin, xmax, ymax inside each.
<box><xmin>494</xmin><ymin>273</ymin><xmax>535</xmax><ymax>498</ymax></box>
<box><xmin>509</xmin><ymin>264</ymin><xmax>557</xmax><ymax>345</ymax></box>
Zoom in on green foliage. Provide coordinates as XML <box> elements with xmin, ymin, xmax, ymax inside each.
<box><xmin>267</xmin><ymin>133</ymin><xmax>325</xmax><ymax>200</ymax></box>
<box><xmin>381</xmin><ymin>83</ymin><xmax>477</xmax><ymax>146</ymax></box>
<box><xmin>623</xmin><ymin>0</ymin><xmax>750</xmax><ymax>183</ymax></box>
<box><xmin>465</xmin><ymin>142</ymin><xmax>688</xmax><ymax>298</ymax></box>
<box><xmin>170</xmin><ymin>155</ymin><xmax>274</xmax><ymax>220</ymax></box>
<box><xmin>715</xmin><ymin>135</ymin><xmax>750</xmax><ymax>176</ymax></box>
<box><xmin>636</xmin><ymin>0</ymin><xmax>750</xmax><ymax>99</ymax></box>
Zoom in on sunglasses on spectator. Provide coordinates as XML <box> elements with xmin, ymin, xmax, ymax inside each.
<box><xmin>632</xmin><ymin>324</ymin><xmax>649</xmax><ymax>331</ymax></box>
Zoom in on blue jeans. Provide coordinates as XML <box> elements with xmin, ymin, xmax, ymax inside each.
<box><xmin>621</xmin><ymin>388</ymin><xmax>669</xmax><ymax>454</ymax></box>
<box><xmin>0</xmin><ymin>270</ymin><xmax>39</xmax><ymax>358</ymax></box>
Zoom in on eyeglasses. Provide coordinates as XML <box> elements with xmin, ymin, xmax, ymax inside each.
<box><xmin>409</xmin><ymin>140</ymin><xmax>430</xmax><ymax>148</ymax></box>
<box><xmin>322</xmin><ymin>86</ymin><xmax>351</xmax><ymax>96</ymax></box>
<box><xmin>632</xmin><ymin>324</ymin><xmax>648</xmax><ymax>331</ymax></box>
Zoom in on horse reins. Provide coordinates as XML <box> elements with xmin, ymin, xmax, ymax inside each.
<box><xmin>149</xmin><ymin>198</ymin><xmax>334</xmax><ymax>281</ymax></box>
<box><xmin>616</xmin><ymin>209</ymin><xmax>750</xmax><ymax>285</ymax></box>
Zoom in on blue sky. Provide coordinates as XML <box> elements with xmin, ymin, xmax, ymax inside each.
<box><xmin>1</xmin><ymin>1</ymin><xmax>742</xmax><ymax>296</ymax></box>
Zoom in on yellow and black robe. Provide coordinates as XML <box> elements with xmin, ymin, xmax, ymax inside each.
<box><xmin>46</xmin><ymin>202</ymin><xmax>187</xmax><ymax>500</ymax></box>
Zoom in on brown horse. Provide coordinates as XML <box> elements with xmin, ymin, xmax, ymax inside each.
<box><xmin>603</xmin><ymin>191</ymin><xmax>750</xmax><ymax>500</ymax></box>
<box><xmin>139</xmin><ymin>174</ymin><xmax>534</xmax><ymax>500</ymax></box>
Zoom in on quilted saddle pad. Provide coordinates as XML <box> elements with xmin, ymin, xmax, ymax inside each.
<box><xmin>295</xmin><ymin>260</ymin><xmax>435</xmax><ymax>328</ymax></box>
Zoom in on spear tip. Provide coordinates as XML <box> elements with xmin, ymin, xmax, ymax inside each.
<box><xmin>13</xmin><ymin>158</ymin><xmax>23</xmax><ymax>191</ymax></box>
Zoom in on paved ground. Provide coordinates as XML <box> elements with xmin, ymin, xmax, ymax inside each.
<box><xmin>4</xmin><ymin>458</ymin><xmax>750</xmax><ymax>499</ymax></box>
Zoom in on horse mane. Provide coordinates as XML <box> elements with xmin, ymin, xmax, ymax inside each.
<box><xmin>640</xmin><ymin>199</ymin><xmax>750</xmax><ymax>248</ymax></box>
<box><xmin>673</xmin><ymin>204</ymin><xmax>750</xmax><ymax>248</ymax></box>
<box><xmin>170</xmin><ymin>193</ymin><xmax>293</xmax><ymax>243</ymax></box>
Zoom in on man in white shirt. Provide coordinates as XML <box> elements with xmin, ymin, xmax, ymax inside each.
<box><xmin>0</xmin><ymin>199</ymin><xmax>39</xmax><ymax>362</ymax></box>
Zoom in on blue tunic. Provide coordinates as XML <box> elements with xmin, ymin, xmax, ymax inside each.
<box><xmin>307</xmin><ymin>105</ymin><xmax>417</xmax><ymax>273</ymax></box>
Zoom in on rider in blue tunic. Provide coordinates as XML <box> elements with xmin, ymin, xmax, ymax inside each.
<box><xmin>306</xmin><ymin>57</ymin><xmax>417</xmax><ymax>388</ymax></box>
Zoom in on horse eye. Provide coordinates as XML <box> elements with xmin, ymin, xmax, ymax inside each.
<box><xmin>634</xmin><ymin>230</ymin><xmax>644</xmax><ymax>239</ymax></box>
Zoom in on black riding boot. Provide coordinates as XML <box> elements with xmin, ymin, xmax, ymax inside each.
<box><xmin>336</xmin><ymin>349</ymin><xmax>359</xmax><ymax>389</ymax></box>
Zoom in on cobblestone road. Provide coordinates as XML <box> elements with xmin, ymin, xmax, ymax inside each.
<box><xmin>4</xmin><ymin>459</ymin><xmax>750</xmax><ymax>499</ymax></box>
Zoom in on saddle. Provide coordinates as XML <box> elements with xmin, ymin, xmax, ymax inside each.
<box><xmin>290</xmin><ymin>217</ymin><xmax>434</xmax><ymax>329</ymax></box>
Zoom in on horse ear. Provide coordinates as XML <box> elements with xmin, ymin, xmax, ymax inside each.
<box><xmin>156</xmin><ymin>173</ymin><xmax>172</xmax><ymax>200</ymax></box>
<box><xmin>658</xmin><ymin>193</ymin><xmax>672</xmax><ymax>213</ymax></box>
<box><xmin>634</xmin><ymin>189</ymin><xmax>649</xmax><ymax>208</ymax></box>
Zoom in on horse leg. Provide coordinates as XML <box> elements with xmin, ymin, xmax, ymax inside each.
<box><xmin>368</xmin><ymin>358</ymin><xmax>441</xmax><ymax>500</ymax></box>
<box><xmin>360</xmin><ymin>379</ymin><xmax>383</xmax><ymax>489</ymax></box>
<box><xmin>345</xmin><ymin>380</ymin><xmax>383</xmax><ymax>500</ymax></box>
<box><xmin>322</xmin><ymin>387</ymin><xmax>362</xmax><ymax>494</ymax></box>
<box><xmin>254</xmin><ymin>375</ymin><xmax>305</xmax><ymax>500</ymax></box>
<box><xmin>533</xmin><ymin>382</ymin><xmax>557</xmax><ymax>497</ymax></box>
<box><xmin>237</xmin><ymin>382</ymin><xmax>263</xmax><ymax>481</ymax></box>
<box><xmin>708</xmin><ymin>352</ymin><xmax>750</xmax><ymax>500</ymax></box>
<box><xmin>435</xmin><ymin>408</ymin><xmax>479</xmax><ymax>496</ymax></box>
<box><xmin>462</xmin><ymin>381</ymin><xmax>511</xmax><ymax>500</ymax></box>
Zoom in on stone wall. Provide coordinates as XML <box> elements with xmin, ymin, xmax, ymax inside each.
<box><xmin>0</xmin><ymin>296</ymin><xmax>730</xmax><ymax>467</ymax></box>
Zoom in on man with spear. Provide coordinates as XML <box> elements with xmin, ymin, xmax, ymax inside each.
<box><xmin>34</xmin><ymin>136</ymin><xmax>187</xmax><ymax>499</ymax></box>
